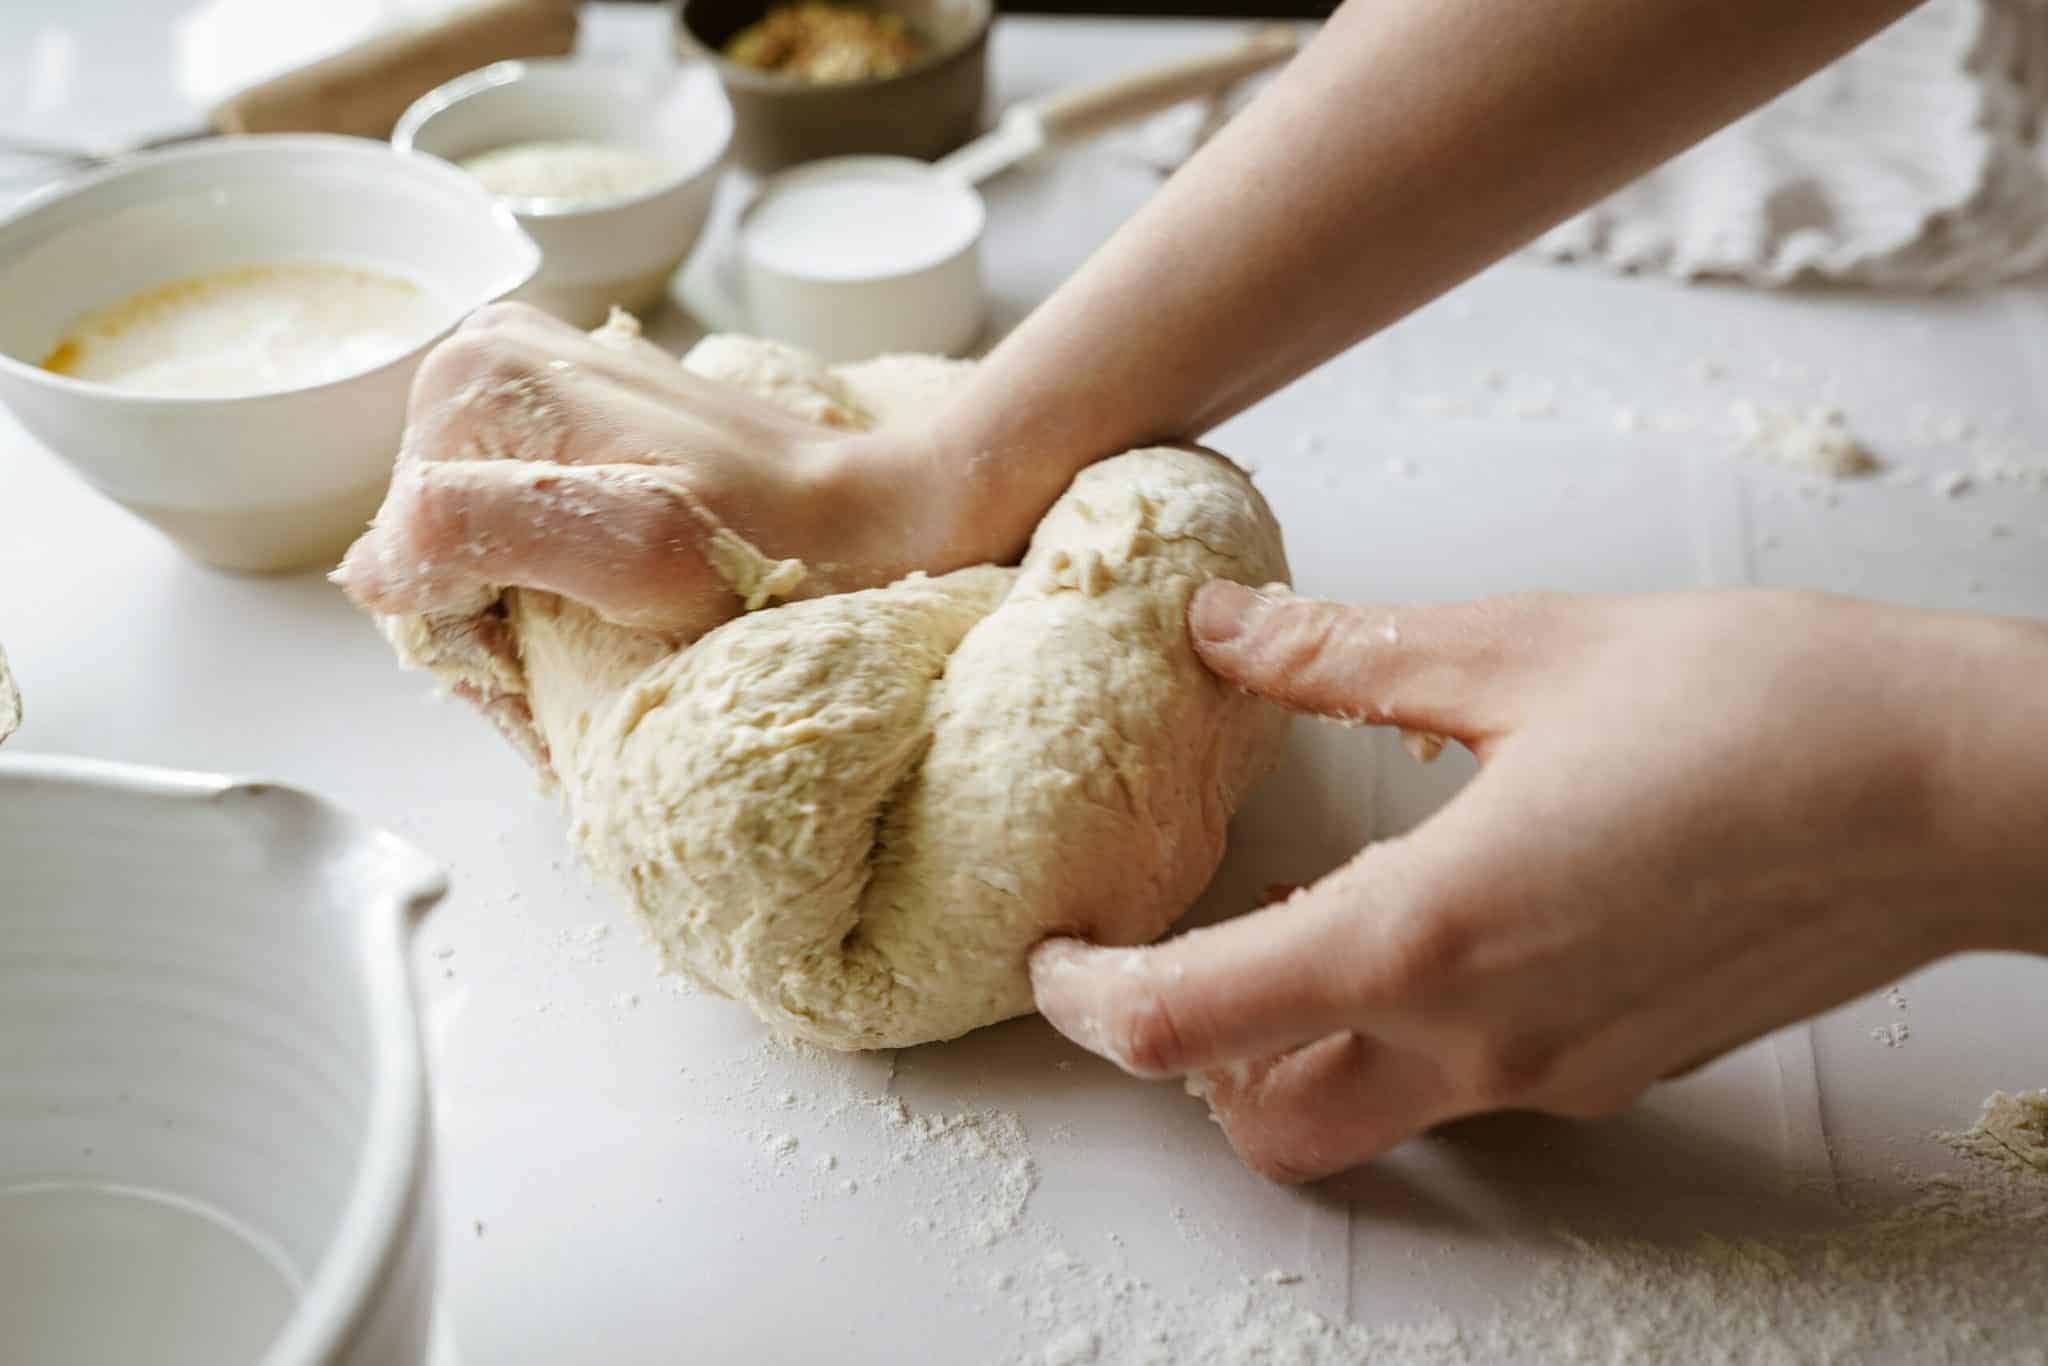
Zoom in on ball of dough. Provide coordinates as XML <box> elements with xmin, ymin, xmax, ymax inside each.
<box><xmin>386</xmin><ymin>337</ymin><xmax>1290</xmax><ymax>1049</ymax></box>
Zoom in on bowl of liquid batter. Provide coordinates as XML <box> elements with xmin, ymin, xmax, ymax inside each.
<box><xmin>0</xmin><ymin>135</ymin><xmax>540</xmax><ymax>573</ymax></box>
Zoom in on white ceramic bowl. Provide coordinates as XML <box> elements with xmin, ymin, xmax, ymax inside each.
<box><xmin>0</xmin><ymin>135</ymin><xmax>540</xmax><ymax>574</ymax></box>
<box><xmin>0</xmin><ymin>755</ymin><xmax>446</xmax><ymax>1366</ymax></box>
<box><xmin>395</xmin><ymin>60</ymin><xmax>734</xmax><ymax>328</ymax></box>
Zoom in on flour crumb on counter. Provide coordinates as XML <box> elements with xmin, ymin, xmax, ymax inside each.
<box><xmin>1412</xmin><ymin>393</ymin><xmax>1471</xmax><ymax>418</ymax></box>
<box><xmin>1041</xmin><ymin>1328</ymin><xmax>1101</xmax><ymax>1365</ymax></box>
<box><xmin>1870</xmin><ymin>1021</ymin><xmax>1911</xmax><ymax>1049</ymax></box>
<box><xmin>1943</xmin><ymin>1090</ymin><xmax>2048</xmax><ymax>1176</ymax></box>
<box><xmin>1731</xmin><ymin>402</ymin><xmax>1881</xmax><ymax>478</ymax></box>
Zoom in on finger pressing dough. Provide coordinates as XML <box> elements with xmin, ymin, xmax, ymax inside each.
<box><xmin>376</xmin><ymin>335</ymin><xmax>1290</xmax><ymax>1048</ymax></box>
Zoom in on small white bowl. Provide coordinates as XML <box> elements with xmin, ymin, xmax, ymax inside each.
<box><xmin>0</xmin><ymin>135</ymin><xmax>540</xmax><ymax>574</ymax></box>
<box><xmin>0</xmin><ymin>754</ymin><xmax>446</xmax><ymax>1366</ymax></box>
<box><xmin>395</xmin><ymin>60</ymin><xmax>734</xmax><ymax>328</ymax></box>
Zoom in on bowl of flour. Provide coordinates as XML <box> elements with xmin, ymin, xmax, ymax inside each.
<box><xmin>396</xmin><ymin>59</ymin><xmax>734</xmax><ymax>327</ymax></box>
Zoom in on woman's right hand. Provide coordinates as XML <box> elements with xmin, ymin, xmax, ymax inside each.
<box><xmin>1031</xmin><ymin>585</ymin><xmax>2048</xmax><ymax>1182</ymax></box>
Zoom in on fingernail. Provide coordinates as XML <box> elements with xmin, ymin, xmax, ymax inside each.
<box><xmin>1190</xmin><ymin>580</ymin><xmax>1270</xmax><ymax>645</ymax></box>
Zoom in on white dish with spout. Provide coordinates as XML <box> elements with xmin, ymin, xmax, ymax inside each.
<box><xmin>0</xmin><ymin>754</ymin><xmax>447</xmax><ymax>1366</ymax></box>
<box><xmin>0</xmin><ymin>135</ymin><xmax>539</xmax><ymax>573</ymax></box>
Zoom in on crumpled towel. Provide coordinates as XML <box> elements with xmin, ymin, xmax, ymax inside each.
<box><xmin>1118</xmin><ymin>0</ymin><xmax>2048</xmax><ymax>290</ymax></box>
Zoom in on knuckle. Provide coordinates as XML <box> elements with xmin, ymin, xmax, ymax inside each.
<box><xmin>1108</xmin><ymin>988</ymin><xmax>1193</xmax><ymax>1078</ymax></box>
<box><xmin>1257</xmin><ymin>601</ymin><xmax>1358</xmax><ymax>682</ymax></box>
<box><xmin>1461</xmin><ymin>1032</ymin><xmax>1562</xmax><ymax>1107</ymax></box>
<box><xmin>1224</xmin><ymin>1115</ymin><xmax>1350</xmax><ymax>1185</ymax></box>
<box><xmin>459</xmin><ymin>300</ymin><xmax>549</xmax><ymax>334</ymax></box>
<box><xmin>414</xmin><ymin>330</ymin><xmax>538</xmax><ymax>405</ymax></box>
<box><xmin>1245</xmin><ymin>1145</ymin><xmax>1330</xmax><ymax>1186</ymax></box>
<box><xmin>1360</xmin><ymin>903</ymin><xmax>1476</xmax><ymax>1011</ymax></box>
<box><xmin>409</xmin><ymin>332</ymin><xmax>503</xmax><ymax>417</ymax></box>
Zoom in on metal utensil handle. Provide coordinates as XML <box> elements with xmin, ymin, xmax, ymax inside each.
<box><xmin>0</xmin><ymin>135</ymin><xmax>108</xmax><ymax>167</ymax></box>
<box><xmin>1030</xmin><ymin>24</ymin><xmax>1300</xmax><ymax>143</ymax></box>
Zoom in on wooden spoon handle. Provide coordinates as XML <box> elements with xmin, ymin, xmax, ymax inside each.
<box><xmin>1032</xmin><ymin>25</ymin><xmax>1300</xmax><ymax>143</ymax></box>
<box><xmin>209</xmin><ymin>0</ymin><xmax>581</xmax><ymax>140</ymax></box>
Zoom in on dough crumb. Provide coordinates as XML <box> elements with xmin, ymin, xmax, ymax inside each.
<box><xmin>1731</xmin><ymin>402</ymin><xmax>1881</xmax><ymax>478</ymax></box>
<box><xmin>0</xmin><ymin>645</ymin><xmax>18</xmax><ymax>744</ymax></box>
<box><xmin>1400</xmin><ymin>728</ymin><xmax>1448</xmax><ymax>764</ymax></box>
<box><xmin>1944</xmin><ymin>1090</ymin><xmax>2048</xmax><ymax>1175</ymax></box>
<box><xmin>676</xmin><ymin>485</ymin><xmax>808</xmax><ymax>610</ymax></box>
<box><xmin>1041</xmin><ymin>1328</ymin><xmax>1100</xmax><ymax>1365</ymax></box>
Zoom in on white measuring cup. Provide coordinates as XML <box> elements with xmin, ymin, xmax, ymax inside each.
<box><xmin>680</xmin><ymin>26</ymin><xmax>1299</xmax><ymax>361</ymax></box>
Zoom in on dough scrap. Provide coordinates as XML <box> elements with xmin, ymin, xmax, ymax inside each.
<box><xmin>377</xmin><ymin>335</ymin><xmax>1291</xmax><ymax>1048</ymax></box>
<box><xmin>0</xmin><ymin>644</ymin><xmax>18</xmax><ymax>744</ymax></box>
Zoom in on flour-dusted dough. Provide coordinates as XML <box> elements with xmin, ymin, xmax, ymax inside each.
<box><xmin>382</xmin><ymin>335</ymin><xmax>1290</xmax><ymax>1048</ymax></box>
<box><xmin>0</xmin><ymin>644</ymin><xmax>18</xmax><ymax>744</ymax></box>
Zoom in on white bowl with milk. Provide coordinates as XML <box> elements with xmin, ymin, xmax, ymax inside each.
<box><xmin>0</xmin><ymin>754</ymin><xmax>446</xmax><ymax>1366</ymax></box>
<box><xmin>0</xmin><ymin>135</ymin><xmax>539</xmax><ymax>573</ymax></box>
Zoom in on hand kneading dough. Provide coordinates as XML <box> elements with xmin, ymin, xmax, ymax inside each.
<box><xmin>379</xmin><ymin>333</ymin><xmax>1290</xmax><ymax>1048</ymax></box>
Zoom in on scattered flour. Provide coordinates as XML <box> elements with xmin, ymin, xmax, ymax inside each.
<box><xmin>695</xmin><ymin>1031</ymin><xmax>2043</xmax><ymax>1365</ymax></box>
<box><xmin>1731</xmin><ymin>402</ymin><xmax>1881</xmax><ymax>478</ymax></box>
<box><xmin>998</xmin><ymin>1096</ymin><xmax>2048</xmax><ymax>1365</ymax></box>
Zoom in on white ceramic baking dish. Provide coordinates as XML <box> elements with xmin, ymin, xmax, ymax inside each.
<box><xmin>0</xmin><ymin>755</ymin><xmax>446</xmax><ymax>1365</ymax></box>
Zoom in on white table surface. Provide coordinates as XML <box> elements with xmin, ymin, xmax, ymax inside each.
<box><xmin>3</xmin><ymin>5</ymin><xmax>2045</xmax><ymax>1363</ymax></box>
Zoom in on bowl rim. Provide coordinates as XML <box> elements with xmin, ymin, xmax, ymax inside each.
<box><xmin>678</xmin><ymin>0</ymin><xmax>994</xmax><ymax>96</ymax></box>
<box><xmin>0</xmin><ymin>753</ymin><xmax>446</xmax><ymax>1366</ymax></box>
<box><xmin>0</xmin><ymin>134</ymin><xmax>540</xmax><ymax>410</ymax></box>
<box><xmin>391</xmin><ymin>58</ymin><xmax>735</xmax><ymax>221</ymax></box>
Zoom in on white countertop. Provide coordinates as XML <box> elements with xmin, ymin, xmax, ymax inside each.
<box><xmin>3</xmin><ymin>5</ymin><xmax>2045</xmax><ymax>1362</ymax></box>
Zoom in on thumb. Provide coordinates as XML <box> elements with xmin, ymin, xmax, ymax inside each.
<box><xmin>1189</xmin><ymin>580</ymin><xmax>1544</xmax><ymax>744</ymax></box>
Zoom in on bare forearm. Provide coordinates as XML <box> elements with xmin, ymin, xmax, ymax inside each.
<box><xmin>931</xmin><ymin>0</ymin><xmax>1917</xmax><ymax>546</ymax></box>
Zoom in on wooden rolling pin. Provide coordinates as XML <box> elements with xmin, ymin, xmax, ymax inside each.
<box><xmin>210</xmin><ymin>0</ymin><xmax>580</xmax><ymax>140</ymax></box>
